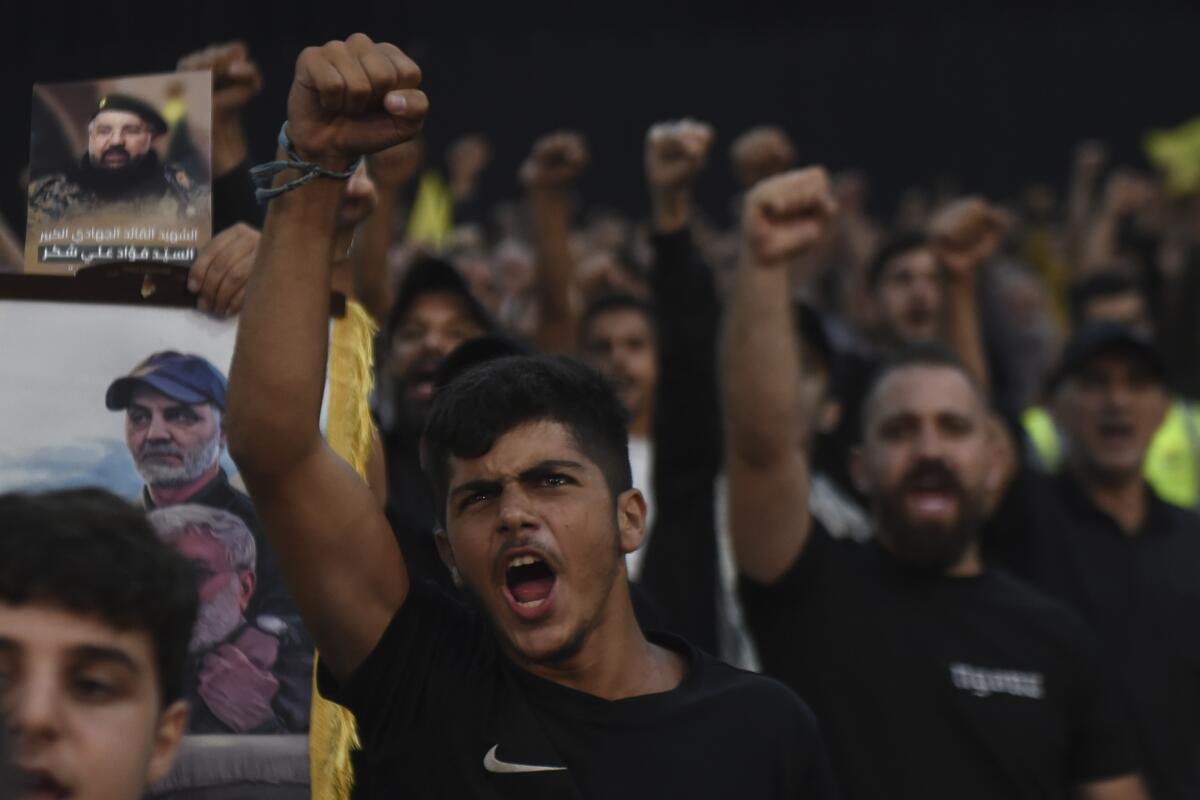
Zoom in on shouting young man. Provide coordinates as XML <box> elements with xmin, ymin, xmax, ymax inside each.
<box><xmin>225</xmin><ymin>34</ymin><xmax>832</xmax><ymax>798</ymax></box>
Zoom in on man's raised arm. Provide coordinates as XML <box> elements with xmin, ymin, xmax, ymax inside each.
<box><xmin>225</xmin><ymin>34</ymin><xmax>428</xmax><ymax>681</ymax></box>
<box><xmin>722</xmin><ymin>168</ymin><xmax>836</xmax><ymax>585</ymax></box>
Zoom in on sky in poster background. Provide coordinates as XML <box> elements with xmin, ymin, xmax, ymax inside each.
<box><xmin>0</xmin><ymin>301</ymin><xmax>240</xmax><ymax>498</ymax></box>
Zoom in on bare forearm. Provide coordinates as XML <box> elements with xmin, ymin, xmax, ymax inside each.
<box><xmin>530</xmin><ymin>192</ymin><xmax>577</xmax><ymax>353</ymax></box>
<box><xmin>351</xmin><ymin>189</ymin><xmax>401</xmax><ymax>322</ymax></box>
<box><xmin>943</xmin><ymin>275</ymin><xmax>991</xmax><ymax>393</ymax></box>
<box><xmin>723</xmin><ymin>261</ymin><xmax>806</xmax><ymax>465</ymax></box>
<box><xmin>227</xmin><ymin>178</ymin><xmax>344</xmax><ymax>473</ymax></box>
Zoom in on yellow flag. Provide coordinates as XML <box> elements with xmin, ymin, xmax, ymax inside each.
<box><xmin>1145</xmin><ymin>116</ymin><xmax>1200</xmax><ymax>196</ymax></box>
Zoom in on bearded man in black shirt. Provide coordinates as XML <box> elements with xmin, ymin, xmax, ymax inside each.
<box><xmin>723</xmin><ymin>168</ymin><xmax>1147</xmax><ymax>799</ymax></box>
<box><xmin>226</xmin><ymin>34</ymin><xmax>833</xmax><ymax>799</ymax></box>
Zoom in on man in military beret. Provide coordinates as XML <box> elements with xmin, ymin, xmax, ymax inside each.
<box><xmin>106</xmin><ymin>350</ymin><xmax>295</xmax><ymax>621</ymax></box>
<box><xmin>30</xmin><ymin>94</ymin><xmax>200</xmax><ymax>221</ymax></box>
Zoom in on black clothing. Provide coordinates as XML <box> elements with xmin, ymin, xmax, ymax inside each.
<box><xmin>321</xmin><ymin>584</ymin><xmax>835</xmax><ymax>799</ymax></box>
<box><xmin>638</xmin><ymin>229</ymin><xmax>722</xmax><ymax>654</ymax></box>
<box><xmin>740</xmin><ymin>522</ymin><xmax>1135</xmax><ymax>800</ymax></box>
<box><xmin>143</xmin><ymin>468</ymin><xmax>295</xmax><ymax>620</ymax></box>
<box><xmin>211</xmin><ymin>158</ymin><xmax>263</xmax><ymax>233</ymax></box>
<box><xmin>985</xmin><ymin>470</ymin><xmax>1200</xmax><ymax>799</ymax></box>
<box><xmin>382</xmin><ymin>426</ymin><xmax>458</xmax><ymax>596</ymax></box>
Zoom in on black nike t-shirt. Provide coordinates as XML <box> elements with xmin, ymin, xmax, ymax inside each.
<box><xmin>318</xmin><ymin>583</ymin><xmax>835</xmax><ymax>799</ymax></box>
<box><xmin>739</xmin><ymin>522</ymin><xmax>1136</xmax><ymax>800</ymax></box>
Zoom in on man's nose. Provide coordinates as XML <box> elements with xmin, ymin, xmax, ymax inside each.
<box><xmin>913</xmin><ymin>426</ymin><xmax>947</xmax><ymax>459</ymax></box>
<box><xmin>8</xmin><ymin>675</ymin><xmax>63</xmax><ymax>747</ymax></box>
<box><xmin>496</xmin><ymin>486</ymin><xmax>538</xmax><ymax>535</ymax></box>
<box><xmin>146</xmin><ymin>412</ymin><xmax>171</xmax><ymax>441</ymax></box>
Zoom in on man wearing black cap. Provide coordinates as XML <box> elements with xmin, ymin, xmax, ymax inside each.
<box><xmin>106</xmin><ymin>350</ymin><xmax>293</xmax><ymax>619</ymax></box>
<box><xmin>378</xmin><ymin>258</ymin><xmax>493</xmax><ymax>589</ymax></box>
<box><xmin>30</xmin><ymin>94</ymin><xmax>199</xmax><ymax>221</ymax></box>
<box><xmin>985</xmin><ymin>322</ymin><xmax>1200</xmax><ymax>800</ymax></box>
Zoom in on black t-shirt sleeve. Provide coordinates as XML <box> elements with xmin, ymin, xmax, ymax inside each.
<box><xmin>1064</xmin><ymin>624</ymin><xmax>1140</xmax><ymax>784</ymax></box>
<box><xmin>316</xmin><ymin>583</ymin><xmax>493</xmax><ymax>743</ymax></box>
<box><xmin>737</xmin><ymin>520</ymin><xmax>836</xmax><ymax>663</ymax></box>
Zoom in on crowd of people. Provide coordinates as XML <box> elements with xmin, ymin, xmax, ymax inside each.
<box><xmin>2</xmin><ymin>30</ymin><xmax>1199</xmax><ymax>800</ymax></box>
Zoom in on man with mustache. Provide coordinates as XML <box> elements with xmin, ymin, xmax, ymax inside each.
<box><xmin>30</xmin><ymin>94</ymin><xmax>200</xmax><ymax>222</ymax></box>
<box><xmin>985</xmin><ymin>322</ymin><xmax>1200</xmax><ymax>799</ymax></box>
<box><xmin>147</xmin><ymin>505</ymin><xmax>311</xmax><ymax>734</ymax></box>
<box><xmin>106</xmin><ymin>350</ymin><xmax>292</xmax><ymax>619</ymax></box>
<box><xmin>724</xmin><ymin>168</ymin><xmax>1146</xmax><ymax>798</ymax></box>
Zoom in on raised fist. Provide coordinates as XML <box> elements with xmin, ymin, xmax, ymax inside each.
<box><xmin>178</xmin><ymin>41</ymin><xmax>263</xmax><ymax>118</ymax></box>
<box><xmin>927</xmin><ymin>196</ymin><xmax>1009</xmax><ymax>277</ymax></box>
<box><xmin>520</xmin><ymin>131</ymin><xmax>589</xmax><ymax>192</ymax></box>
<box><xmin>287</xmin><ymin>33</ymin><xmax>427</xmax><ymax>169</ymax></box>
<box><xmin>448</xmin><ymin>135</ymin><xmax>492</xmax><ymax>185</ymax></box>
<box><xmin>741</xmin><ymin>167</ymin><xmax>837</xmax><ymax>267</ymax></box>
<box><xmin>1073</xmin><ymin>140</ymin><xmax>1109</xmax><ymax>177</ymax></box>
<box><xmin>731</xmin><ymin>126</ymin><xmax>797</xmax><ymax>190</ymax></box>
<box><xmin>188</xmin><ymin>222</ymin><xmax>261</xmax><ymax>317</ymax></box>
<box><xmin>645</xmin><ymin>119</ymin><xmax>714</xmax><ymax>193</ymax></box>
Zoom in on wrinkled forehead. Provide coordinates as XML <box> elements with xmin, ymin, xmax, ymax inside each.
<box><xmin>91</xmin><ymin>109</ymin><xmax>148</xmax><ymax>131</ymax></box>
<box><xmin>864</xmin><ymin>365</ymin><xmax>984</xmax><ymax>428</ymax></box>
<box><xmin>449</xmin><ymin>419</ymin><xmax>591</xmax><ymax>479</ymax></box>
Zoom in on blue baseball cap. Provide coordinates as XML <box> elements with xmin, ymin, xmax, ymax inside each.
<box><xmin>105</xmin><ymin>351</ymin><xmax>228</xmax><ymax>411</ymax></box>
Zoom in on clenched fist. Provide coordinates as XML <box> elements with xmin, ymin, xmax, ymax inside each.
<box><xmin>731</xmin><ymin>126</ymin><xmax>797</xmax><ymax>190</ymax></box>
<box><xmin>189</xmin><ymin>222</ymin><xmax>260</xmax><ymax>317</ymax></box>
<box><xmin>928</xmin><ymin>196</ymin><xmax>1008</xmax><ymax>277</ymax></box>
<box><xmin>646</xmin><ymin>119</ymin><xmax>714</xmax><ymax>193</ymax></box>
<box><xmin>520</xmin><ymin>131</ymin><xmax>589</xmax><ymax>192</ymax></box>
<box><xmin>179</xmin><ymin>41</ymin><xmax>263</xmax><ymax>118</ymax></box>
<box><xmin>287</xmin><ymin>33</ymin><xmax>428</xmax><ymax>169</ymax></box>
<box><xmin>741</xmin><ymin>167</ymin><xmax>837</xmax><ymax>267</ymax></box>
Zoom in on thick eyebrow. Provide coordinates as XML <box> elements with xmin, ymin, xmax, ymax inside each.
<box><xmin>71</xmin><ymin>645</ymin><xmax>140</xmax><ymax>675</ymax></box>
<box><xmin>519</xmin><ymin>460</ymin><xmax>586</xmax><ymax>482</ymax></box>
<box><xmin>450</xmin><ymin>459</ymin><xmax>587</xmax><ymax>499</ymax></box>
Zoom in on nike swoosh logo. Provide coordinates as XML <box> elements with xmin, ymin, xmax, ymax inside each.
<box><xmin>483</xmin><ymin>745</ymin><xmax>568</xmax><ymax>774</ymax></box>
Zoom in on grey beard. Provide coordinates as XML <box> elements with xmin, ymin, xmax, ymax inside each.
<box><xmin>136</xmin><ymin>434</ymin><xmax>221</xmax><ymax>489</ymax></box>
<box><xmin>190</xmin><ymin>577</ymin><xmax>245</xmax><ymax>653</ymax></box>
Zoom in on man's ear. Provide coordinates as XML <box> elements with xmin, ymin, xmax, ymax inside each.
<box><xmin>616</xmin><ymin>489</ymin><xmax>648</xmax><ymax>556</ymax></box>
<box><xmin>145</xmin><ymin>699</ymin><xmax>189</xmax><ymax>787</ymax></box>
<box><xmin>818</xmin><ymin>399</ymin><xmax>843</xmax><ymax>434</ymax></box>
<box><xmin>236</xmin><ymin>570</ymin><xmax>256</xmax><ymax>610</ymax></box>
<box><xmin>848</xmin><ymin>445</ymin><xmax>871</xmax><ymax>496</ymax></box>
<box><xmin>434</xmin><ymin>529</ymin><xmax>463</xmax><ymax>587</ymax></box>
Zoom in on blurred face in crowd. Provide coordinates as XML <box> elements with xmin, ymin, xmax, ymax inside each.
<box><xmin>170</xmin><ymin>531</ymin><xmax>253</xmax><ymax>653</ymax></box>
<box><xmin>795</xmin><ymin>341</ymin><xmax>841</xmax><ymax>449</ymax></box>
<box><xmin>0</xmin><ymin>603</ymin><xmax>187</xmax><ymax>800</ymax></box>
<box><xmin>875</xmin><ymin>246</ymin><xmax>941</xmax><ymax>345</ymax></box>
<box><xmin>439</xmin><ymin>420</ymin><xmax>644</xmax><ymax>667</ymax></box>
<box><xmin>336</xmin><ymin>162</ymin><xmax>378</xmax><ymax>232</ymax></box>
<box><xmin>389</xmin><ymin>291</ymin><xmax>486</xmax><ymax>416</ymax></box>
<box><xmin>854</xmin><ymin>364</ymin><xmax>991</xmax><ymax>572</ymax></box>
<box><xmin>580</xmin><ymin>308</ymin><xmax>658</xmax><ymax>430</ymax></box>
<box><xmin>1052</xmin><ymin>350</ymin><xmax>1168</xmax><ymax>486</ymax></box>
<box><xmin>88</xmin><ymin>110</ymin><xmax>155</xmax><ymax>172</ymax></box>
<box><xmin>125</xmin><ymin>388</ymin><xmax>223</xmax><ymax>490</ymax></box>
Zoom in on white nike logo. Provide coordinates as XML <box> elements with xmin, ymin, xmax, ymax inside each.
<box><xmin>483</xmin><ymin>745</ymin><xmax>568</xmax><ymax>774</ymax></box>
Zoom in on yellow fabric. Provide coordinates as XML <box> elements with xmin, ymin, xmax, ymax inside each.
<box><xmin>405</xmin><ymin>170</ymin><xmax>454</xmax><ymax>249</ymax></box>
<box><xmin>1145</xmin><ymin>116</ymin><xmax>1200</xmax><ymax>196</ymax></box>
<box><xmin>1021</xmin><ymin>402</ymin><xmax>1200</xmax><ymax>509</ymax></box>
<box><xmin>161</xmin><ymin>97</ymin><xmax>188</xmax><ymax>129</ymax></box>
<box><xmin>310</xmin><ymin>300</ymin><xmax>379</xmax><ymax>800</ymax></box>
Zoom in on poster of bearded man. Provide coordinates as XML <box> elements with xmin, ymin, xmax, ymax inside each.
<box><xmin>24</xmin><ymin>70</ymin><xmax>213</xmax><ymax>274</ymax></box>
<box><xmin>0</xmin><ymin>298</ymin><xmax>315</xmax><ymax>737</ymax></box>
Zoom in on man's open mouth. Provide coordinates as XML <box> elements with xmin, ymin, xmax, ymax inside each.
<box><xmin>19</xmin><ymin>768</ymin><xmax>71</xmax><ymax>799</ymax></box>
<box><xmin>503</xmin><ymin>552</ymin><xmax>557</xmax><ymax>620</ymax></box>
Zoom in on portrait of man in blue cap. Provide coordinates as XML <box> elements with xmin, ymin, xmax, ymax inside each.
<box><xmin>106</xmin><ymin>350</ymin><xmax>294</xmax><ymax>620</ymax></box>
<box><xmin>30</xmin><ymin>93</ymin><xmax>200</xmax><ymax>221</ymax></box>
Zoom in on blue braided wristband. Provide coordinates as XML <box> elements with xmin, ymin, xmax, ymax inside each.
<box><xmin>250</xmin><ymin>123</ymin><xmax>364</xmax><ymax>204</ymax></box>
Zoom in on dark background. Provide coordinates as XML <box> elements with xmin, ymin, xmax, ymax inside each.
<box><xmin>4</xmin><ymin>1</ymin><xmax>1199</xmax><ymax>233</ymax></box>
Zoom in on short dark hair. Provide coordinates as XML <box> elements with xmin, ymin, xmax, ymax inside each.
<box><xmin>1067</xmin><ymin>272</ymin><xmax>1144</xmax><ymax>326</ymax></box>
<box><xmin>860</xmin><ymin>343</ymin><xmax>986</xmax><ymax>437</ymax></box>
<box><xmin>867</xmin><ymin>231</ymin><xmax>931</xmax><ymax>290</ymax></box>
<box><xmin>0</xmin><ymin>489</ymin><xmax>198</xmax><ymax>706</ymax></box>
<box><xmin>578</xmin><ymin>292</ymin><xmax>655</xmax><ymax>348</ymax></box>
<box><xmin>423</xmin><ymin>354</ymin><xmax>633</xmax><ymax>525</ymax></box>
